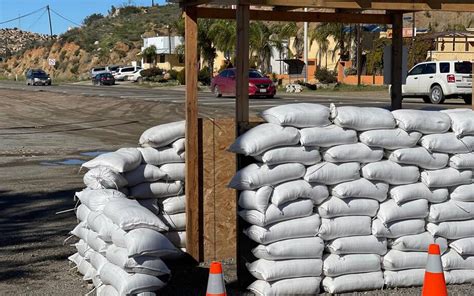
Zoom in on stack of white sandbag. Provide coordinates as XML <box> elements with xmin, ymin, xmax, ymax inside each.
<box><xmin>229</xmin><ymin>103</ymin><xmax>474</xmax><ymax>294</ymax></box>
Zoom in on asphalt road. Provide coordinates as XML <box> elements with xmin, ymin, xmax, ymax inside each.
<box><xmin>0</xmin><ymin>80</ymin><xmax>470</xmax><ymax>114</ymax></box>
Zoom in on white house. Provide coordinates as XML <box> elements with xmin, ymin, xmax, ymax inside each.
<box><xmin>141</xmin><ymin>36</ymin><xmax>184</xmax><ymax>70</ymax></box>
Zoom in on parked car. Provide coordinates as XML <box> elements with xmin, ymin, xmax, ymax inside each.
<box><xmin>114</xmin><ymin>66</ymin><xmax>142</xmax><ymax>81</ymax></box>
<box><xmin>211</xmin><ymin>68</ymin><xmax>276</xmax><ymax>98</ymax></box>
<box><xmin>92</xmin><ymin>72</ymin><xmax>115</xmax><ymax>86</ymax></box>
<box><xmin>396</xmin><ymin>60</ymin><xmax>472</xmax><ymax>104</ymax></box>
<box><xmin>90</xmin><ymin>66</ymin><xmax>109</xmax><ymax>78</ymax></box>
<box><xmin>26</xmin><ymin>69</ymin><xmax>51</xmax><ymax>86</ymax></box>
<box><xmin>127</xmin><ymin>69</ymin><xmax>144</xmax><ymax>83</ymax></box>
<box><xmin>107</xmin><ymin>65</ymin><xmax>121</xmax><ymax>74</ymax></box>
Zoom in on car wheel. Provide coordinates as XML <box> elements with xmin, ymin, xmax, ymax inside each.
<box><xmin>463</xmin><ymin>95</ymin><xmax>472</xmax><ymax>105</ymax></box>
<box><xmin>214</xmin><ymin>86</ymin><xmax>222</xmax><ymax>98</ymax></box>
<box><xmin>267</xmin><ymin>95</ymin><xmax>275</xmax><ymax>99</ymax></box>
<box><xmin>137</xmin><ymin>77</ymin><xmax>143</xmax><ymax>84</ymax></box>
<box><xmin>422</xmin><ymin>96</ymin><xmax>431</xmax><ymax>103</ymax></box>
<box><xmin>430</xmin><ymin>85</ymin><xmax>445</xmax><ymax>104</ymax></box>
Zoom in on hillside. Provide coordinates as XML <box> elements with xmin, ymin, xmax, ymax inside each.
<box><xmin>0</xmin><ymin>4</ymin><xmax>181</xmax><ymax>80</ymax></box>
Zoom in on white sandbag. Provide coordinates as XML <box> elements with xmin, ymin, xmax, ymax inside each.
<box><xmin>450</xmin><ymin>238</ymin><xmax>474</xmax><ymax>255</ymax></box>
<box><xmin>384</xmin><ymin>269</ymin><xmax>425</xmax><ymax>288</ymax></box>
<box><xmin>252</xmin><ymin>237</ymin><xmax>324</xmax><ymax>260</ymax></box>
<box><xmin>160</xmin><ymin>163</ymin><xmax>185</xmax><ymax>181</ymax></box>
<box><xmin>76</xmin><ymin>204</ymin><xmax>91</xmax><ymax>222</ymax></box>
<box><xmin>248</xmin><ymin>277</ymin><xmax>321</xmax><ymax>296</ymax></box>
<box><xmin>387</xmin><ymin>147</ymin><xmax>448</xmax><ymax>170</ymax></box>
<box><xmin>69</xmin><ymin>253</ymin><xmax>95</xmax><ymax>281</ymax></box>
<box><xmin>318</xmin><ymin>197</ymin><xmax>379</xmax><ymax>218</ymax></box>
<box><xmin>383</xmin><ymin>250</ymin><xmax>427</xmax><ymax>271</ymax></box>
<box><xmin>158</xmin><ymin>212</ymin><xmax>186</xmax><ymax>231</ymax></box>
<box><xmin>330</xmin><ymin>104</ymin><xmax>396</xmax><ymax>131</ymax></box>
<box><xmin>322</xmin><ymin>143</ymin><xmax>383</xmax><ymax>163</ymax></box>
<box><xmin>392</xmin><ymin>109</ymin><xmax>451</xmax><ymax>134</ymax></box>
<box><xmin>260</xmin><ymin>103</ymin><xmax>330</xmax><ymax>128</ymax></box>
<box><xmin>130</xmin><ymin>181</ymin><xmax>184</xmax><ymax>199</ymax></box>
<box><xmin>136</xmin><ymin>199</ymin><xmax>159</xmax><ymax>215</ymax></box>
<box><xmin>271</xmin><ymin>180</ymin><xmax>328</xmax><ymax>206</ymax></box>
<box><xmin>372</xmin><ymin>218</ymin><xmax>425</xmax><ymax>238</ymax></box>
<box><xmin>75</xmin><ymin>239</ymin><xmax>89</xmax><ymax>258</ymax></box>
<box><xmin>139</xmin><ymin>120</ymin><xmax>185</xmax><ymax>148</ymax></box>
<box><xmin>89</xmin><ymin>250</ymin><xmax>108</xmax><ymax>272</ymax></box>
<box><xmin>359</xmin><ymin>129</ymin><xmax>421</xmax><ymax>149</ymax></box>
<box><xmin>82</xmin><ymin>148</ymin><xmax>142</xmax><ymax>173</ymax></box>
<box><xmin>429</xmin><ymin>200</ymin><xmax>474</xmax><ymax>223</ymax></box>
<box><xmin>299</xmin><ymin>125</ymin><xmax>357</xmax><ymax>147</ymax></box>
<box><xmin>318</xmin><ymin>216</ymin><xmax>372</xmax><ymax>241</ymax></box>
<box><xmin>330</xmin><ymin>178</ymin><xmax>388</xmax><ymax>202</ymax></box>
<box><xmin>138</xmin><ymin>147</ymin><xmax>185</xmax><ymax>165</ymax></box>
<box><xmin>444</xmin><ymin>269</ymin><xmax>474</xmax><ymax>284</ymax></box>
<box><xmin>323</xmin><ymin>254</ymin><xmax>381</xmax><ymax>277</ymax></box>
<box><xmin>362</xmin><ymin>161</ymin><xmax>419</xmax><ymax>185</ymax></box>
<box><xmin>326</xmin><ymin>235</ymin><xmax>387</xmax><ymax>255</ymax></box>
<box><xmin>239</xmin><ymin>187</ymin><xmax>273</xmax><ymax>213</ymax></box>
<box><xmin>106</xmin><ymin>245</ymin><xmax>170</xmax><ymax>276</ymax></box>
<box><xmin>389</xmin><ymin>232</ymin><xmax>448</xmax><ymax>253</ymax></box>
<box><xmin>171</xmin><ymin>138</ymin><xmax>185</xmax><ymax>154</ymax></box>
<box><xmin>304</xmin><ymin>162</ymin><xmax>360</xmax><ymax>185</ymax></box>
<box><xmin>322</xmin><ymin>271</ymin><xmax>384</xmax><ymax>294</ymax></box>
<box><xmin>239</xmin><ymin>199</ymin><xmax>313</xmax><ymax>227</ymax></box>
<box><xmin>96</xmin><ymin>285</ymin><xmax>119</xmax><ymax>296</ymax></box>
<box><xmin>124</xmin><ymin>164</ymin><xmax>166</xmax><ymax>186</ymax></box>
<box><xmin>377</xmin><ymin>199</ymin><xmax>428</xmax><ymax>224</ymax></box>
<box><xmin>75</xmin><ymin>189</ymin><xmax>126</xmax><ymax>212</ymax></box>
<box><xmin>247</xmin><ymin>258</ymin><xmax>322</xmax><ymax>281</ymax></box>
<box><xmin>103</xmin><ymin>198</ymin><xmax>169</xmax><ymax>231</ymax></box>
<box><xmin>254</xmin><ymin>146</ymin><xmax>321</xmax><ymax>166</ymax></box>
<box><xmin>244</xmin><ymin>214</ymin><xmax>320</xmax><ymax>244</ymax></box>
<box><xmin>427</xmin><ymin>220</ymin><xmax>474</xmax><ymax>239</ymax></box>
<box><xmin>164</xmin><ymin>231</ymin><xmax>186</xmax><ymax>248</ymax></box>
<box><xmin>71</xmin><ymin>225</ymin><xmax>109</xmax><ymax>254</ymax></box>
<box><xmin>450</xmin><ymin>153</ymin><xmax>474</xmax><ymax>169</ymax></box>
<box><xmin>420</xmin><ymin>133</ymin><xmax>474</xmax><ymax>153</ymax></box>
<box><xmin>451</xmin><ymin>184</ymin><xmax>474</xmax><ymax>202</ymax></box>
<box><xmin>87</xmin><ymin>211</ymin><xmax>117</xmax><ymax>242</ymax></box>
<box><xmin>389</xmin><ymin>183</ymin><xmax>448</xmax><ymax>205</ymax></box>
<box><xmin>159</xmin><ymin>195</ymin><xmax>186</xmax><ymax>214</ymax></box>
<box><xmin>442</xmin><ymin>249</ymin><xmax>474</xmax><ymax>270</ymax></box>
<box><xmin>422</xmin><ymin>168</ymin><xmax>472</xmax><ymax>188</ymax></box>
<box><xmin>111</xmin><ymin>227</ymin><xmax>178</xmax><ymax>257</ymax></box>
<box><xmin>100</xmin><ymin>262</ymin><xmax>166</xmax><ymax>295</ymax></box>
<box><xmin>443</xmin><ymin>109</ymin><xmax>474</xmax><ymax>137</ymax></box>
<box><xmin>229</xmin><ymin>163</ymin><xmax>306</xmax><ymax>190</ymax></box>
<box><xmin>228</xmin><ymin>123</ymin><xmax>300</xmax><ymax>156</ymax></box>
<box><xmin>83</xmin><ymin>167</ymin><xmax>128</xmax><ymax>189</ymax></box>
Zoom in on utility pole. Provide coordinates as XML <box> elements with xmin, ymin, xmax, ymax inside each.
<box><xmin>46</xmin><ymin>5</ymin><xmax>53</xmax><ymax>38</ymax></box>
<box><xmin>151</xmin><ymin>0</ymin><xmax>155</xmax><ymax>6</ymax></box>
<box><xmin>412</xmin><ymin>11</ymin><xmax>416</xmax><ymax>46</ymax></box>
<box><xmin>303</xmin><ymin>8</ymin><xmax>308</xmax><ymax>83</ymax></box>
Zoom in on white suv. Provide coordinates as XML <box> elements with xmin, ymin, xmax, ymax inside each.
<box><xmin>401</xmin><ymin>61</ymin><xmax>472</xmax><ymax>104</ymax></box>
<box><xmin>114</xmin><ymin>66</ymin><xmax>142</xmax><ymax>81</ymax></box>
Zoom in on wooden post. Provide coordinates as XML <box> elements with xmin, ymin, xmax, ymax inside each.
<box><xmin>472</xmin><ymin>62</ymin><xmax>473</xmax><ymax>110</ymax></box>
<box><xmin>390</xmin><ymin>12</ymin><xmax>403</xmax><ymax>110</ymax></box>
<box><xmin>236</xmin><ymin>2</ymin><xmax>253</xmax><ymax>290</ymax></box>
<box><xmin>356</xmin><ymin>23</ymin><xmax>362</xmax><ymax>86</ymax></box>
<box><xmin>184</xmin><ymin>6</ymin><xmax>201</xmax><ymax>262</ymax></box>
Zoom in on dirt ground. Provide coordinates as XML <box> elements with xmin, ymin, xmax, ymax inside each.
<box><xmin>0</xmin><ymin>88</ymin><xmax>472</xmax><ymax>295</ymax></box>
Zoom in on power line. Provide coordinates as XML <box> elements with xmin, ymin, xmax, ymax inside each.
<box><xmin>27</xmin><ymin>9</ymin><xmax>47</xmax><ymax>31</ymax></box>
<box><xmin>49</xmin><ymin>7</ymin><xmax>81</xmax><ymax>27</ymax></box>
<box><xmin>0</xmin><ymin>6</ymin><xmax>46</xmax><ymax>25</ymax></box>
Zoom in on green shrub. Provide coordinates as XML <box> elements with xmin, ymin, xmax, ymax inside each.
<box><xmin>167</xmin><ymin>69</ymin><xmax>178</xmax><ymax>80</ymax></box>
<box><xmin>198</xmin><ymin>66</ymin><xmax>211</xmax><ymax>85</ymax></box>
<box><xmin>141</xmin><ymin>67</ymin><xmax>163</xmax><ymax>77</ymax></box>
<box><xmin>177</xmin><ymin>69</ymin><xmax>185</xmax><ymax>85</ymax></box>
<box><xmin>315</xmin><ymin>68</ymin><xmax>337</xmax><ymax>84</ymax></box>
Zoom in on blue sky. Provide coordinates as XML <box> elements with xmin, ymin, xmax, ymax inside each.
<box><xmin>0</xmin><ymin>0</ymin><xmax>167</xmax><ymax>35</ymax></box>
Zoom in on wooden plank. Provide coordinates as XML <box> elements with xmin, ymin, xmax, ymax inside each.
<box><xmin>236</xmin><ymin>4</ymin><xmax>250</xmax><ymax>131</ymax></box>
<box><xmin>472</xmin><ymin>62</ymin><xmax>473</xmax><ymax>111</ymax></box>
<box><xmin>184</xmin><ymin>6</ymin><xmax>202</xmax><ymax>261</ymax></box>
<box><xmin>390</xmin><ymin>11</ymin><xmax>403</xmax><ymax>110</ymax></box>
<box><xmin>202</xmin><ymin>119</ymin><xmax>216</xmax><ymax>260</ymax></box>
<box><xmin>196</xmin><ymin>7</ymin><xmax>392</xmax><ymax>24</ymax></box>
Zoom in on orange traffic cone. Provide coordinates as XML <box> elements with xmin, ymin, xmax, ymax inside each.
<box><xmin>206</xmin><ymin>261</ymin><xmax>226</xmax><ymax>296</ymax></box>
<box><xmin>422</xmin><ymin>244</ymin><xmax>447</xmax><ymax>296</ymax></box>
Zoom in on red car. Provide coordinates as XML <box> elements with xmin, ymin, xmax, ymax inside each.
<box><xmin>211</xmin><ymin>68</ymin><xmax>276</xmax><ymax>98</ymax></box>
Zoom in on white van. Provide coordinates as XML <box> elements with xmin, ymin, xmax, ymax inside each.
<box><xmin>400</xmin><ymin>61</ymin><xmax>472</xmax><ymax>104</ymax></box>
<box><xmin>114</xmin><ymin>66</ymin><xmax>142</xmax><ymax>81</ymax></box>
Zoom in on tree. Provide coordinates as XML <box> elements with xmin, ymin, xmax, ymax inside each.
<box><xmin>142</xmin><ymin>45</ymin><xmax>157</xmax><ymax>64</ymax></box>
<box><xmin>249</xmin><ymin>21</ymin><xmax>275</xmax><ymax>73</ymax></box>
<box><xmin>209</xmin><ymin>20</ymin><xmax>236</xmax><ymax>61</ymax></box>
<box><xmin>309</xmin><ymin>24</ymin><xmax>330</xmax><ymax>68</ymax></box>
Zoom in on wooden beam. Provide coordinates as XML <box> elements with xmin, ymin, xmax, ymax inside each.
<box><xmin>184</xmin><ymin>6</ymin><xmax>202</xmax><ymax>262</ymax></box>
<box><xmin>196</xmin><ymin>7</ymin><xmax>392</xmax><ymax>24</ymax></box>
<box><xmin>390</xmin><ymin>11</ymin><xmax>403</xmax><ymax>110</ymax></box>
<box><xmin>472</xmin><ymin>62</ymin><xmax>473</xmax><ymax>111</ymax></box>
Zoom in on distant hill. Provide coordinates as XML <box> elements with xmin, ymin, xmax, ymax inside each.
<box><xmin>0</xmin><ymin>28</ymin><xmax>49</xmax><ymax>57</ymax></box>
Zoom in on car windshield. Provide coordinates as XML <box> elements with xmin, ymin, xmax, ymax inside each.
<box><xmin>102</xmin><ymin>73</ymin><xmax>113</xmax><ymax>78</ymax></box>
<box><xmin>249</xmin><ymin>71</ymin><xmax>264</xmax><ymax>78</ymax></box>
<box><xmin>94</xmin><ymin>68</ymin><xmax>106</xmax><ymax>72</ymax></box>
<box><xmin>455</xmin><ymin>62</ymin><xmax>472</xmax><ymax>74</ymax></box>
<box><xmin>32</xmin><ymin>71</ymin><xmax>48</xmax><ymax>78</ymax></box>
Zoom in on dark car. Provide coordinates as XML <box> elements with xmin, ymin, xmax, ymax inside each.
<box><xmin>92</xmin><ymin>72</ymin><xmax>115</xmax><ymax>86</ymax></box>
<box><xmin>26</xmin><ymin>69</ymin><xmax>51</xmax><ymax>86</ymax></box>
<box><xmin>211</xmin><ymin>68</ymin><xmax>276</xmax><ymax>98</ymax></box>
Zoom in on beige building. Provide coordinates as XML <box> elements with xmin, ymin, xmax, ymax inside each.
<box><xmin>429</xmin><ymin>30</ymin><xmax>474</xmax><ymax>61</ymax></box>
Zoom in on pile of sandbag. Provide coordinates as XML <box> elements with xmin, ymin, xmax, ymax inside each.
<box><xmin>229</xmin><ymin>103</ymin><xmax>474</xmax><ymax>294</ymax></box>
<box><xmin>68</xmin><ymin>121</ymin><xmax>187</xmax><ymax>295</ymax></box>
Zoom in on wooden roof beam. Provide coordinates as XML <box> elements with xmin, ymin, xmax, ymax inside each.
<box><xmin>196</xmin><ymin>7</ymin><xmax>392</xmax><ymax>24</ymax></box>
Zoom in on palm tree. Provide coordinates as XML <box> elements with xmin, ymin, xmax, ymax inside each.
<box><xmin>249</xmin><ymin>21</ymin><xmax>275</xmax><ymax>73</ymax></box>
<box><xmin>209</xmin><ymin>20</ymin><xmax>236</xmax><ymax>62</ymax></box>
<box><xmin>142</xmin><ymin>45</ymin><xmax>157</xmax><ymax>65</ymax></box>
<box><xmin>278</xmin><ymin>22</ymin><xmax>304</xmax><ymax>59</ymax></box>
